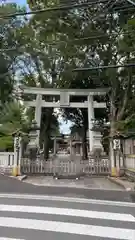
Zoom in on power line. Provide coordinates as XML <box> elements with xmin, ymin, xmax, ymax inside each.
<box><xmin>0</xmin><ymin>29</ymin><xmax>135</xmax><ymax>52</ymax></box>
<box><xmin>113</xmin><ymin>5</ymin><xmax>135</xmax><ymax>11</ymax></box>
<box><xmin>1</xmin><ymin>0</ymin><xmax>133</xmax><ymax>19</ymax></box>
<box><xmin>0</xmin><ymin>0</ymin><xmax>109</xmax><ymax>19</ymax></box>
<box><xmin>0</xmin><ymin>34</ymin><xmax>112</xmax><ymax>52</ymax></box>
<box><xmin>1</xmin><ymin>61</ymin><xmax>134</xmax><ymax>78</ymax></box>
<box><xmin>73</xmin><ymin>63</ymin><xmax>135</xmax><ymax>71</ymax></box>
<box><xmin>0</xmin><ymin>1</ymin><xmax>134</xmax><ymax>53</ymax></box>
<box><xmin>0</xmin><ymin>2</ymin><xmax>134</xmax><ymax>20</ymax></box>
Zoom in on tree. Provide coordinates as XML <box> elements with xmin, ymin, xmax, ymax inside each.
<box><xmin>57</xmin><ymin>4</ymin><xmax>135</xmax><ymax>157</ymax></box>
<box><xmin>0</xmin><ymin>101</ymin><xmax>30</xmax><ymax>151</ymax></box>
<box><xmin>22</xmin><ymin>0</ymin><xmax>135</xmax><ymax>159</ymax></box>
<box><xmin>0</xmin><ymin>3</ymin><xmax>27</xmax><ymax>104</ymax></box>
<box><xmin>21</xmin><ymin>72</ymin><xmax>60</xmax><ymax>158</ymax></box>
<box><xmin>25</xmin><ymin>0</ymin><xmax>113</xmax><ymax>157</ymax></box>
<box><xmin>110</xmin><ymin>16</ymin><xmax>135</xmax><ymax>133</ymax></box>
<box><xmin>13</xmin><ymin>0</ymin><xmax>65</xmax><ymax>158</ymax></box>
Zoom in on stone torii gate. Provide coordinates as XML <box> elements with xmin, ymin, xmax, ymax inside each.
<box><xmin>20</xmin><ymin>86</ymin><xmax>108</xmax><ymax>152</ymax></box>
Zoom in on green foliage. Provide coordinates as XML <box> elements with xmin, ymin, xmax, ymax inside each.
<box><xmin>0</xmin><ymin>102</ymin><xmax>29</xmax><ymax>130</ymax></box>
<box><xmin>6</xmin><ymin>0</ymin><xmax>135</xmax><ymax>156</ymax></box>
<box><xmin>0</xmin><ymin>135</ymin><xmax>13</xmax><ymax>151</ymax></box>
<box><xmin>0</xmin><ymin>101</ymin><xmax>31</xmax><ymax>151</ymax></box>
<box><xmin>0</xmin><ymin>3</ymin><xmax>27</xmax><ymax>104</ymax></box>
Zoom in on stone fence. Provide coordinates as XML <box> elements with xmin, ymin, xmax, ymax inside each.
<box><xmin>0</xmin><ymin>152</ymin><xmax>135</xmax><ymax>179</ymax></box>
<box><xmin>124</xmin><ymin>154</ymin><xmax>135</xmax><ymax>170</ymax></box>
<box><xmin>124</xmin><ymin>155</ymin><xmax>135</xmax><ymax>182</ymax></box>
<box><xmin>0</xmin><ymin>152</ymin><xmax>15</xmax><ymax>175</ymax></box>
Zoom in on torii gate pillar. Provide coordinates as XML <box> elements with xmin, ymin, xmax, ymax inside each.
<box><xmin>34</xmin><ymin>94</ymin><xmax>42</xmax><ymax>146</ymax></box>
<box><xmin>87</xmin><ymin>95</ymin><xmax>94</xmax><ymax>152</ymax></box>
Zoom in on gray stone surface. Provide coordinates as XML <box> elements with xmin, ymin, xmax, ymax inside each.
<box><xmin>0</xmin><ymin>174</ymin><xmax>135</xmax><ymax>202</ymax></box>
<box><xmin>108</xmin><ymin>177</ymin><xmax>135</xmax><ymax>191</ymax></box>
<box><xmin>24</xmin><ymin>176</ymin><xmax>124</xmax><ymax>190</ymax></box>
<box><xmin>0</xmin><ymin>166</ymin><xmax>12</xmax><ymax>175</ymax></box>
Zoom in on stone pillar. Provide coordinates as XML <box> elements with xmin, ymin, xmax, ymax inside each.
<box><xmin>110</xmin><ymin>140</ymin><xmax>115</xmax><ymax>176</ymax></box>
<box><xmin>18</xmin><ymin>137</ymin><xmax>22</xmax><ymax>169</ymax></box>
<box><xmin>14</xmin><ymin>137</ymin><xmax>17</xmax><ymax>164</ymax></box>
<box><xmin>13</xmin><ymin>136</ymin><xmax>21</xmax><ymax>176</ymax></box>
<box><xmin>111</xmin><ymin>139</ymin><xmax>122</xmax><ymax>176</ymax></box>
<box><xmin>35</xmin><ymin>94</ymin><xmax>42</xmax><ymax>146</ymax></box>
<box><xmin>76</xmin><ymin>144</ymin><xmax>80</xmax><ymax>154</ymax></box>
<box><xmin>72</xmin><ymin>145</ymin><xmax>76</xmax><ymax>155</ymax></box>
<box><xmin>53</xmin><ymin>137</ymin><xmax>57</xmax><ymax>155</ymax></box>
<box><xmin>70</xmin><ymin>138</ymin><xmax>73</xmax><ymax>157</ymax></box>
<box><xmin>87</xmin><ymin>95</ymin><xmax>94</xmax><ymax>153</ymax></box>
<box><xmin>80</xmin><ymin>144</ymin><xmax>83</xmax><ymax>157</ymax></box>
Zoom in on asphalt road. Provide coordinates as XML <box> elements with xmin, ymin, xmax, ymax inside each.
<box><xmin>0</xmin><ymin>193</ymin><xmax>135</xmax><ymax>240</ymax></box>
<box><xmin>0</xmin><ymin>174</ymin><xmax>135</xmax><ymax>202</ymax></box>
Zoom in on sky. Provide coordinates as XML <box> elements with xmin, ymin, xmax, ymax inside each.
<box><xmin>5</xmin><ymin>0</ymin><xmax>71</xmax><ymax>134</ymax></box>
<box><xmin>16</xmin><ymin>0</ymin><xmax>26</xmax><ymax>4</ymax></box>
<box><xmin>6</xmin><ymin>0</ymin><xmax>27</xmax><ymax>5</ymax></box>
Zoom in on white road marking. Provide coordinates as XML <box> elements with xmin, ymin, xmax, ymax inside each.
<box><xmin>0</xmin><ymin>238</ymin><xmax>25</xmax><ymax>240</ymax></box>
<box><xmin>0</xmin><ymin>217</ymin><xmax>134</xmax><ymax>239</ymax></box>
<box><xmin>0</xmin><ymin>204</ymin><xmax>134</xmax><ymax>222</ymax></box>
<box><xmin>0</xmin><ymin>194</ymin><xmax>135</xmax><ymax>207</ymax></box>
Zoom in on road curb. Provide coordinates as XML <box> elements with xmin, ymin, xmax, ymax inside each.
<box><xmin>17</xmin><ymin>175</ymin><xmax>27</xmax><ymax>181</ymax></box>
<box><xmin>0</xmin><ymin>173</ymin><xmax>27</xmax><ymax>181</ymax></box>
<box><xmin>108</xmin><ymin>176</ymin><xmax>125</xmax><ymax>189</ymax></box>
<box><xmin>107</xmin><ymin>176</ymin><xmax>134</xmax><ymax>191</ymax></box>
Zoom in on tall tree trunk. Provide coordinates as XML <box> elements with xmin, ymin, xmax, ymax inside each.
<box><xmin>41</xmin><ymin>109</ymin><xmax>53</xmax><ymax>160</ymax></box>
<box><xmin>109</xmin><ymin>93</ymin><xmax>116</xmax><ymax>172</ymax></box>
<box><xmin>109</xmin><ymin>120</ymin><xmax>115</xmax><ymax>170</ymax></box>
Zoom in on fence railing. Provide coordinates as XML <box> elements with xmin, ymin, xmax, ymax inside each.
<box><xmin>124</xmin><ymin>155</ymin><xmax>135</xmax><ymax>181</ymax></box>
<box><xmin>20</xmin><ymin>156</ymin><xmax>110</xmax><ymax>176</ymax></box>
<box><xmin>124</xmin><ymin>155</ymin><xmax>135</xmax><ymax>170</ymax></box>
<box><xmin>0</xmin><ymin>152</ymin><xmax>15</xmax><ymax>166</ymax></box>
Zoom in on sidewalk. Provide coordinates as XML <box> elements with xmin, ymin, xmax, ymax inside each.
<box><xmin>108</xmin><ymin>177</ymin><xmax>135</xmax><ymax>191</ymax></box>
<box><xmin>23</xmin><ymin>176</ymin><xmax>125</xmax><ymax>190</ymax></box>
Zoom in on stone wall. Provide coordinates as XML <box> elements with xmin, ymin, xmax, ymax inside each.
<box><xmin>0</xmin><ymin>166</ymin><xmax>13</xmax><ymax>175</ymax></box>
<box><xmin>124</xmin><ymin>155</ymin><xmax>135</xmax><ymax>170</ymax></box>
<box><xmin>0</xmin><ymin>152</ymin><xmax>14</xmax><ymax>176</ymax></box>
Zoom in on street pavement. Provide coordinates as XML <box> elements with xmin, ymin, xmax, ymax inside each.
<box><xmin>0</xmin><ymin>174</ymin><xmax>135</xmax><ymax>202</ymax></box>
<box><xmin>23</xmin><ymin>175</ymin><xmax>124</xmax><ymax>189</ymax></box>
<box><xmin>0</xmin><ymin>193</ymin><xmax>135</xmax><ymax>240</ymax></box>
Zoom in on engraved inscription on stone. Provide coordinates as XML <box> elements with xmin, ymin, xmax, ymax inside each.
<box><xmin>60</xmin><ymin>91</ymin><xmax>69</xmax><ymax>106</ymax></box>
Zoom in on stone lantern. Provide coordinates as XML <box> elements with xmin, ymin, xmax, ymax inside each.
<box><xmin>27</xmin><ymin>120</ymin><xmax>40</xmax><ymax>161</ymax></box>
